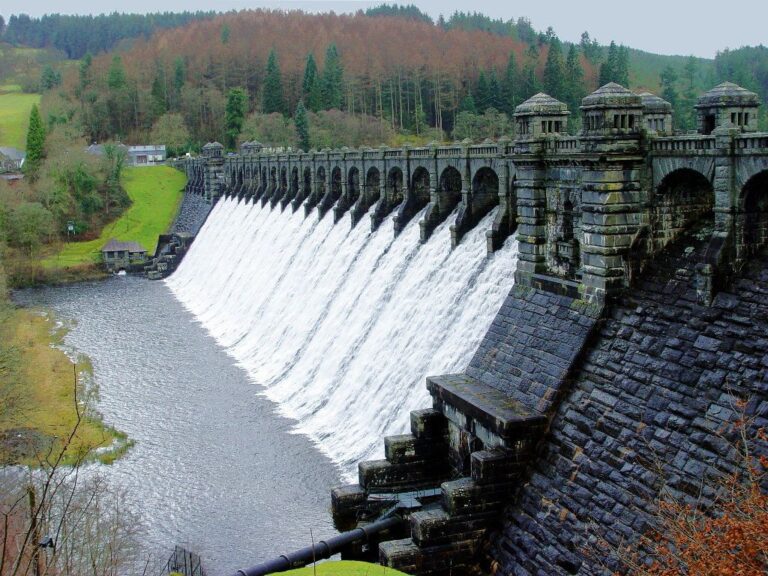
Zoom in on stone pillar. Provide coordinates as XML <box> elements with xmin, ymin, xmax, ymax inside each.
<box><xmin>513</xmin><ymin>164</ymin><xmax>548</xmax><ymax>288</ymax></box>
<box><xmin>580</xmin><ymin>164</ymin><xmax>644</xmax><ymax>303</ymax></box>
<box><xmin>487</xmin><ymin>164</ymin><xmax>511</xmax><ymax>253</ymax></box>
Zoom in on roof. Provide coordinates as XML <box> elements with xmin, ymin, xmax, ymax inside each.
<box><xmin>202</xmin><ymin>141</ymin><xmax>224</xmax><ymax>150</ymax></box>
<box><xmin>0</xmin><ymin>147</ymin><xmax>25</xmax><ymax>162</ymax></box>
<box><xmin>639</xmin><ymin>92</ymin><xmax>672</xmax><ymax>113</ymax></box>
<box><xmin>128</xmin><ymin>145</ymin><xmax>166</xmax><ymax>154</ymax></box>
<box><xmin>514</xmin><ymin>93</ymin><xmax>568</xmax><ymax>116</ymax></box>
<box><xmin>582</xmin><ymin>83</ymin><xmax>642</xmax><ymax>109</ymax></box>
<box><xmin>86</xmin><ymin>143</ymin><xmax>129</xmax><ymax>156</ymax></box>
<box><xmin>101</xmin><ymin>239</ymin><xmax>146</xmax><ymax>253</ymax></box>
<box><xmin>696</xmin><ymin>82</ymin><xmax>760</xmax><ymax>108</ymax></box>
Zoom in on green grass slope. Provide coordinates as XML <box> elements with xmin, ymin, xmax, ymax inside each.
<box><xmin>45</xmin><ymin>165</ymin><xmax>186</xmax><ymax>268</ymax></box>
<box><xmin>0</xmin><ymin>88</ymin><xmax>41</xmax><ymax>149</ymax></box>
<box><xmin>282</xmin><ymin>561</ymin><xmax>410</xmax><ymax>576</ymax></box>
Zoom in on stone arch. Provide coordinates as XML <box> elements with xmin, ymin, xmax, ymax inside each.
<box><xmin>410</xmin><ymin>167</ymin><xmax>431</xmax><ymax>213</ymax></box>
<box><xmin>330</xmin><ymin>166</ymin><xmax>343</xmax><ymax>203</ymax></box>
<box><xmin>438</xmin><ymin>166</ymin><xmax>463</xmax><ymax>216</ymax></box>
<box><xmin>280</xmin><ymin>167</ymin><xmax>288</xmax><ymax>195</ymax></box>
<box><xmin>316</xmin><ymin>166</ymin><xmax>327</xmax><ymax>200</ymax></box>
<box><xmin>347</xmin><ymin>167</ymin><xmax>361</xmax><ymax>206</ymax></box>
<box><xmin>653</xmin><ymin>168</ymin><xmax>714</xmax><ymax>249</ymax></box>
<box><xmin>303</xmin><ymin>167</ymin><xmax>312</xmax><ymax>196</ymax></box>
<box><xmin>386</xmin><ymin>167</ymin><xmax>404</xmax><ymax>206</ymax></box>
<box><xmin>740</xmin><ymin>170</ymin><xmax>768</xmax><ymax>257</ymax></box>
<box><xmin>269</xmin><ymin>166</ymin><xmax>278</xmax><ymax>195</ymax></box>
<box><xmin>366</xmin><ymin>167</ymin><xmax>381</xmax><ymax>205</ymax></box>
<box><xmin>471</xmin><ymin>167</ymin><xmax>500</xmax><ymax>222</ymax></box>
<box><xmin>291</xmin><ymin>167</ymin><xmax>299</xmax><ymax>195</ymax></box>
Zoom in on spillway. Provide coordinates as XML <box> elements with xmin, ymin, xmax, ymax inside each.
<box><xmin>166</xmin><ymin>198</ymin><xmax>518</xmax><ymax>479</ymax></box>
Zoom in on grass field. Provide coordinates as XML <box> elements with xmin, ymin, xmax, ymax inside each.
<box><xmin>0</xmin><ymin>305</ymin><xmax>129</xmax><ymax>465</ymax></box>
<box><xmin>281</xmin><ymin>561</ymin><xmax>409</xmax><ymax>576</ymax></box>
<box><xmin>46</xmin><ymin>165</ymin><xmax>187</xmax><ymax>268</ymax></box>
<box><xmin>0</xmin><ymin>89</ymin><xmax>40</xmax><ymax>149</ymax></box>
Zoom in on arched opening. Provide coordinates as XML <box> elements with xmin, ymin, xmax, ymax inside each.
<box><xmin>347</xmin><ymin>167</ymin><xmax>361</xmax><ymax>206</ymax></box>
<box><xmin>280</xmin><ymin>167</ymin><xmax>288</xmax><ymax>196</ymax></box>
<box><xmin>366</xmin><ymin>167</ymin><xmax>381</xmax><ymax>205</ymax></box>
<box><xmin>386</xmin><ymin>167</ymin><xmax>404</xmax><ymax>207</ymax></box>
<box><xmin>269</xmin><ymin>167</ymin><xmax>277</xmax><ymax>194</ymax></box>
<box><xmin>411</xmin><ymin>167</ymin><xmax>431</xmax><ymax>213</ymax></box>
<box><xmin>303</xmin><ymin>167</ymin><xmax>312</xmax><ymax>197</ymax></box>
<box><xmin>654</xmin><ymin>168</ymin><xmax>714</xmax><ymax>249</ymax></box>
<box><xmin>471</xmin><ymin>167</ymin><xmax>500</xmax><ymax>222</ymax></box>
<box><xmin>316</xmin><ymin>166</ymin><xmax>327</xmax><ymax>200</ymax></box>
<box><xmin>438</xmin><ymin>166</ymin><xmax>463</xmax><ymax>217</ymax></box>
<box><xmin>291</xmin><ymin>167</ymin><xmax>299</xmax><ymax>195</ymax></box>
<box><xmin>741</xmin><ymin>170</ymin><xmax>768</xmax><ymax>256</ymax></box>
<box><xmin>331</xmin><ymin>167</ymin><xmax>343</xmax><ymax>203</ymax></box>
<box><xmin>260</xmin><ymin>167</ymin><xmax>267</xmax><ymax>194</ymax></box>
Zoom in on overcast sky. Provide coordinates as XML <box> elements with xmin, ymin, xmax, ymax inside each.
<box><xmin>2</xmin><ymin>0</ymin><xmax>765</xmax><ymax>58</ymax></box>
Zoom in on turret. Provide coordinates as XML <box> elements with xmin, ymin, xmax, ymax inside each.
<box><xmin>639</xmin><ymin>92</ymin><xmax>673</xmax><ymax>135</ymax></box>
<box><xmin>696</xmin><ymin>82</ymin><xmax>760</xmax><ymax>134</ymax></box>
<box><xmin>514</xmin><ymin>93</ymin><xmax>569</xmax><ymax>139</ymax></box>
<box><xmin>202</xmin><ymin>141</ymin><xmax>224</xmax><ymax>158</ymax></box>
<box><xmin>580</xmin><ymin>83</ymin><xmax>643</xmax><ymax>137</ymax></box>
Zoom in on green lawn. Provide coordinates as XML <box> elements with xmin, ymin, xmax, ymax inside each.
<box><xmin>45</xmin><ymin>165</ymin><xmax>186</xmax><ymax>268</ymax></box>
<box><xmin>0</xmin><ymin>90</ymin><xmax>40</xmax><ymax>149</ymax></box>
<box><xmin>282</xmin><ymin>561</ymin><xmax>409</xmax><ymax>576</ymax></box>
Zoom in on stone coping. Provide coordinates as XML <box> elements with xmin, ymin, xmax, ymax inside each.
<box><xmin>426</xmin><ymin>374</ymin><xmax>545</xmax><ymax>439</ymax></box>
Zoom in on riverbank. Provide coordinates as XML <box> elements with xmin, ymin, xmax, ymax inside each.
<box><xmin>0</xmin><ymin>300</ymin><xmax>130</xmax><ymax>466</ymax></box>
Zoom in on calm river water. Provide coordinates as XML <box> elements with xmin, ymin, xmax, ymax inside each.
<box><xmin>14</xmin><ymin>276</ymin><xmax>341</xmax><ymax>576</ymax></box>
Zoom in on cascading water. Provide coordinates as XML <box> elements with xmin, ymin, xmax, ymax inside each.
<box><xmin>167</xmin><ymin>197</ymin><xmax>518</xmax><ymax>479</ymax></box>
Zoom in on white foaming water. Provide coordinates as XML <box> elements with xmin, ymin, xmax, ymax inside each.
<box><xmin>167</xmin><ymin>197</ymin><xmax>518</xmax><ymax>479</ymax></box>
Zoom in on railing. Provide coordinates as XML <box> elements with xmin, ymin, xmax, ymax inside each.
<box><xmin>436</xmin><ymin>146</ymin><xmax>462</xmax><ymax>157</ymax></box>
<box><xmin>651</xmin><ymin>136</ymin><xmax>715</xmax><ymax>152</ymax></box>
<box><xmin>469</xmin><ymin>145</ymin><xmax>498</xmax><ymax>156</ymax></box>
<box><xmin>736</xmin><ymin>134</ymin><xmax>768</xmax><ymax>150</ymax></box>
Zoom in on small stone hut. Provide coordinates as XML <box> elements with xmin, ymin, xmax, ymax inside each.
<box><xmin>101</xmin><ymin>239</ymin><xmax>147</xmax><ymax>272</ymax></box>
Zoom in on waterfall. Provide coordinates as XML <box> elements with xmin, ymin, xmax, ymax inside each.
<box><xmin>167</xmin><ymin>197</ymin><xmax>517</xmax><ymax>480</ymax></box>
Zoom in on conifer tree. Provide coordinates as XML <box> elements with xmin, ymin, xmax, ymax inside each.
<box><xmin>616</xmin><ymin>45</ymin><xmax>630</xmax><ymax>87</ymax></box>
<box><xmin>321</xmin><ymin>44</ymin><xmax>344</xmax><ymax>110</ymax></box>
<box><xmin>107</xmin><ymin>55</ymin><xmax>126</xmax><ymax>90</ymax></box>
<box><xmin>681</xmin><ymin>56</ymin><xmax>698</xmax><ymax>130</ymax></box>
<box><xmin>459</xmin><ymin>93</ymin><xmax>477</xmax><ymax>114</ymax></box>
<box><xmin>565</xmin><ymin>44</ymin><xmax>586</xmax><ymax>119</ymax></box>
<box><xmin>225</xmin><ymin>88</ymin><xmax>247</xmax><ymax>149</ymax></box>
<box><xmin>488</xmin><ymin>70</ymin><xmax>502</xmax><ymax>110</ymax></box>
<box><xmin>294</xmin><ymin>100</ymin><xmax>310</xmax><ymax>151</ymax></box>
<box><xmin>302</xmin><ymin>53</ymin><xmax>322</xmax><ymax>112</ymax></box>
<box><xmin>521</xmin><ymin>45</ymin><xmax>540</xmax><ymax>101</ymax></box>
<box><xmin>502</xmin><ymin>51</ymin><xmax>520</xmax><ymax>115</ymax></box>
<box><xmin>660</xmin><ymin>65</ymin><xmax>680</xmax><ymax>128</ymax></box>
<box><xmin>24</xmin><ymin>104</ymin><xmax>45</xmax><ymax>179</ymax></box>
<box><xmin>599</xmin><ymin>41</ymin><xmax>619</xmax><ymax>86</ymax></box>
<box><xmin>262</xmin><ymin>49</ymin><xmax>285</xmax><ymax>114</ymax></box>
<box><xmin>475</xmin><ymin>71</ymin><xmax>490</xmax><ymax>111</ymax></box>
<box><xmin>543</xmin><ymin>38</ymin><xmax>565</xmax><ymax>99</ymax></box>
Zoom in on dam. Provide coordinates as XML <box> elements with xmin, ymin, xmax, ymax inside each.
<box><xmin>173</xmin><ymin>82</ymin><xmax>768</xmax><ymax>575</ymax></box>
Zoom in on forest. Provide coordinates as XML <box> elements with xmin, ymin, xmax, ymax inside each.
<box><xmin>2</xmin><ymin>7</ymin><xmax>767</xmax><ymax>155</ymax></box>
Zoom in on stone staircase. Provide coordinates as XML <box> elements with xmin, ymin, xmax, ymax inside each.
<box><xmin>332</xmin><ymin>375</ymin><xmax>546</xmax><ymax>575</ymax></box>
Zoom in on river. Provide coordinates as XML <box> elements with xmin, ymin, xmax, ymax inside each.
<box><xmin>14</xmin><ymin>277</ymin><xmax>341</xmax><ymax>576</ymax></box>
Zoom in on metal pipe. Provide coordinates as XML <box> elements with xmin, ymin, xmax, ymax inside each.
<box><xmin>231</xmin><ymin>515</ymin><xmax>402</xmax><ymax>576</ymax></box>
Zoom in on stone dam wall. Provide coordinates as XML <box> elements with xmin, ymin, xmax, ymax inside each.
<box><xmin>177</xmin><ymin>82</ymin><xmax>768</xmax><ymax>575</ymax></box>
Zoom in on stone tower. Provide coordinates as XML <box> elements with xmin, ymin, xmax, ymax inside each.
<box><xmin>696</xmin><ymin>81</ymin><xmax>760</xmax><ymax>134</ymax></box>
<box><xmin>513</xmin><ymin>92</ymin><xmax>570</xmax><ymax>139</ymax></box>
<box><xmin>640</xmin><ymin>92</ymin><xmax>673</xmax><ymax>135</ymax></box>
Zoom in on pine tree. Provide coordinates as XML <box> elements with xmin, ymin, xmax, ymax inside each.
<box><xmin>681</xmin><ymin>56</ymin><xmax>698</xmax><ymax>130</ymax></box>
<box><xmin>599</xmin><ymin>41</ymin><xmax>619</xmax><ymax>86</ymax></box>
<box><xmin>302</xmin><ymin>53</ymin><xmax>322</xmax><ymax>112</ymax></box>
<box><xmin>565</xmin><ymin>44</ymin><xmax>585</xmax><ymax>119</ymax></box>
<box><xmin>262</xmin><ymin>49</ymin><xmax>285</xmax><ymax>114</ymax></box>
<box><xmin>616</xmin><ymin>45</ymin><xmax>630</xmax><ymax>87</ymax></box>
<box><xmin>543</xmin><ymin>38</ymin><xmax>565</xmax><ymax>99</ymax></box>
<box><xmin>294</xmin><ymin>100</ymin><xmax>310</xmax><ymax>151</ymax></box>
<box><xmin>475</xmin><ymin>71</ymin><xmax>490</xmax><ymax>111</ymax></box>
<box><xmin>488</xmin><ymin>70</ymin><xmax>502</xmax><ymax>110</ymax></box>
<box><xmin>502</xmin><ymin>51</ymin><xmax>520</xmax><ymax>115</ymax></box>
<box><xmin>24</xmin><ymin>104</ymin><xmax>45</xmax><ymax>179</ymax></box>
<box><xmin>225</xmin><ymin>88</ymin><xmax>247</xmax><ymax>149</ymax></box>
<box><xmin>321</xmin><ymin>44</ymin><xmax>344</xmax><ymax>110</ymax></box>
<box><xmin>660</xmin><ymin>65</ymin><xmax>681</xmax><ymax>129</ymax></box>
<box><xmin>107</xmin><ymin>55</ymin><xmax>126</xmax><ymax>90</ymax></box>
<box><xmin>459</xmin><ymin>93</ymin><xmax>477</xmax><ymax>114</ymax></box>
<box><xmin>521</xmin><ymin>45</ymin><xmax>540</xmax><ymax>101</ymax></box>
